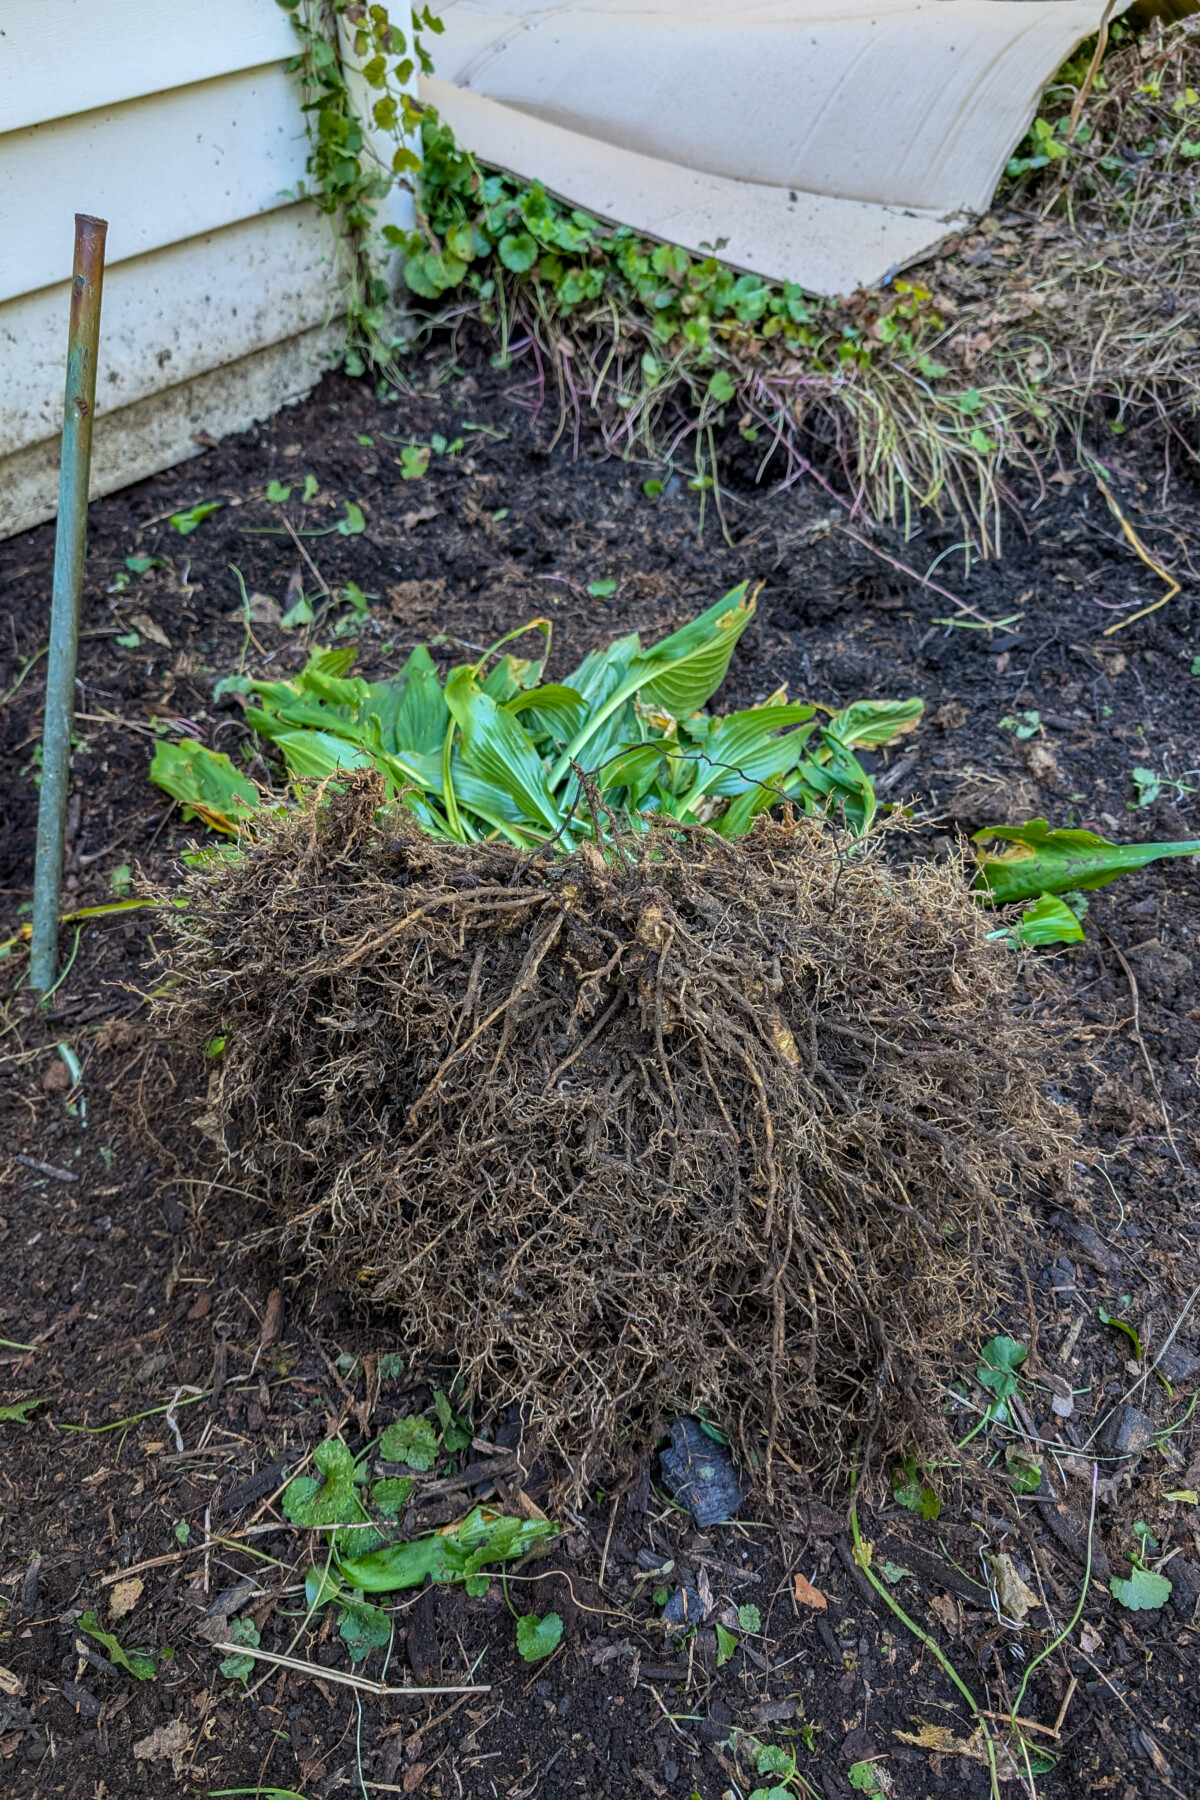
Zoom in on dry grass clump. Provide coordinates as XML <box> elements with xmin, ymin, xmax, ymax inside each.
<box><xmin>158</xmin><ymin>776</ymin><xmax>1073</xmax><ymax>1494</ymax></box>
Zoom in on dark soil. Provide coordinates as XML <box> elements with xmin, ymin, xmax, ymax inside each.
<box><xmin>1</xmin><ymin>333</ymin><xmax>1199</xmax><ymax>1800</ymax></box>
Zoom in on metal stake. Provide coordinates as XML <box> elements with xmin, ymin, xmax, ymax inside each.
<box><xmin>30</xmin><ymin>214</ymin><xmax>108</xmax><ymax>994</ymax></box>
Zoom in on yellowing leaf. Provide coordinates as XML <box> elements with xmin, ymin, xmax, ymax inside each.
<box><xmin>149</xmin><ymin>740</ymin><xmax>261</xmax><ymax>834</ymax></box>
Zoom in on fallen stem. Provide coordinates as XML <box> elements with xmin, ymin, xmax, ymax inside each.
<box><xmin>211</xmin><ymin>1641</ymin><xmax>489</xmax><ymax>1696</ymax></box>
<box><xmin>1009</xmin><ymin>1462</ymin><xmax>1096</xmax><ymax>1727</ymax></box>
<box><xmin>849</xmin><ymin>1489</ymin><xmax>1001</xmax><ymax>1800</ymax></box>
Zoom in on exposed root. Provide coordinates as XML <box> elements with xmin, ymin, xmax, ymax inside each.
<box><xmin>155</xmin><ymin>777</ymin><xmax>1075</xmax><ymax>1499</ymax></box>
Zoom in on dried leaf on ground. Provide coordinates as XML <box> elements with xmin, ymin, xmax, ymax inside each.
<box><xmin>793</xmin><ymin>1571</ymin><xmax>828</xmax><ymax>1611</ymax></box>
<box><xmin>108</xmin><ymin>1576</ymin><xmax>143</xmax><ymax>1620</ymax></box>
<box><xmin>986</xmin><ymin>1552</ymin><xmax>1038</xmax><ymax>1622</ymax></box>
<box><xmin>132</xmin><ymin>1717</ymin><xmax>191</xmax><ymax>1769</ymax></box>
<box><xmin>895</xmin><ymin>1723</ymin><xmax>988</xmax><ymax>1765</ymax></box>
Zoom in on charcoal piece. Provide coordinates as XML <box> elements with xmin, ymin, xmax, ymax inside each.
<box><xmin>659</xmin><ymin>1419</ymin><xmax>744</xmax><ymax>1527</ymax></box>
<box><xmin>661</xmin><ymin>1584</ymin><xmax>703</xmax><ymax>1627</ymax></box>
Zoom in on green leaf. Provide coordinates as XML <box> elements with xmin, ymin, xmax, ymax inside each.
<box><xmin>219</xmin><ymin>1615</ymin><xmax>261</xmax><ymax>1684</ymax></box>
<box><xmin>890</xmin><ymin>1458</ymin><xmax>940</xmax><ymax>1520</ymax></box>
<box><xmin>464</xmin><ymin>1574</ymin><xmax>490</xmax><ymax>1597</ymax></box>
<box><xmin>78</xmin><ymin>1611</ymin><xmax>158</xmax><ymax>1681</ymax></box>
<box><xmin>337</xmin><ymin>1596</ymin><xmax>393</xmax><ymax>1661</ymax></box>
<box><xmin>280</xmin><ymin>590</ymin><xmax>314</xmax><ymax>629</ymax></box>
<box><xmin>1110</xmin><ymin>1562</ymin><xmax>1172</xmax><ymax>1611</ymax></box>
<box><xmin>379</xmin><ymin>1414</ymin><xmax>439</xmax><ymax>1471</ymax></box>
<box><xmin>551</xmin><ymin>584</ymin><xmax>755</xmax><ymax>783</ymax></box>
<box><xmin>825</xmin><ymin>697</ymin><xmax>924</xmax><ymax>749</ymax></box>
<box><xmin>715</xmin><ymin>1622</ymin><xmax>738</xmax><ymax>1666</ymax></box>
<box><xmin>848</xmin><ymin>1762</ymin><xmax>891</xmax><ymax>1796</ymax></box>
<box><xmin>756</xmin><ymin>1745</ymin><xmax>796</xmax><ymax>1778</ymax></box>
<box><xmin>516</xmin><ymin>1611</ymin><xmax>563</xmax><ymax>1662</ymax></box>
<box><xmin>0</xmin><ymin>1397</ymin><xmax>48</xmax><ymax>1423</ymax></box>
<box><xmin>301</xmin><ymin>473</ymin><xmax>319</xmax><ymax>503</ymax></box>
<box><xmin>736</xmin><ymin>1603</ymin><xmax>762</xmax><ymax>1632</ymax></box>
<box><xmin>707</xmin><ymin>369</ymin><xmax>735</xmax><ymax>405</ymax></box>
<box><xmin>878</xmin><ymin>1560</ymin><xmax>913</xmax><ymax>1584</ymax></box>
<box><xmin>1013</xmin><ymin>892</ymin><xmax>1086</xmax><ymax>946</ymax></box>
<box><xmin>337</xmin><ymin>501</ymin><xmax>367</xmax><ymax>536</ymax></box>
<box><xmin>266</xmin><ymin>481</ymin><xmax>291</xmax><ymax>503</ymax></box>
<box><xmin>499</xmin><ymin>232</ymin><xmax>539</xmax><ymax>273</ymax></box>
<box><xmin>978</xmin><ymin>1336</ymin><xmax>1027</xmax><ymax>1389</ymax></box>
<box><xmin>972</xmin><ymin>818</ymin><xmax>1200</xmax><ymax>905</ymax></box>
<box><xmin>335</xmin><ymin>1508</ymin><xmax>559</xmax><ymax>1593</ymax></box>
<box><xmin>282</xmin><ymin>1440</ymin><xmax>360</xmax><ymax>1528</ymax></box>
<box><xmin>169</xmin><ymin>501</ymin><xmax>221</xmax><ymax>535</ymax></box>
<box><xmin>643</xmin><ymin>479</ymin><xmax>664</xmax><ymax>499</ymax></box>
<box><xmin>399</xmin><ymin>445</ymin><xmax>431</xmax><ymax>480</ymax></box>
<box><xmin>370</xmin><ymin>1477</ymin><xmax>414</xmax><ymax>1520</ymax></box>
<box><xmin>444</xmin><ymin>669</ymin><xmax>561</xmax><ymax>831</ymax></box>
<box><xmin>149</xmin><ymin>739</ymin><xmax>261</xmax><ymax>834</ymax></box>
<box><xmin>587</xmin><ymin>579</ymin><xmax>618</xmax><ymax>598</ymax></box>
<box><xmin>433</xmin><ymin>1389</ymin><xmax>472</xmax><ymax>1453</ymax></box>
<box><xmin>1098</xmin><ymin>1307</ymin><xmax>1142</xmax><ymax>1359</ymax></box>
<box><xmin>1130</xmin><ymin>767</ymin><xmax>1162</xmax><ymax>808</ymax></box>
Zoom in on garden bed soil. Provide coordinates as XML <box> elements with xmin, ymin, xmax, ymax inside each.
<box><xmin>1</xmin><ymin>335</ymin><xmax>1199</xmax><ymax>1800</ymax></box>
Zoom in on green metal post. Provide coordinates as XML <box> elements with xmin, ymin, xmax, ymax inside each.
<box><xmin>30</xmin><ymin>214</ymin><xmax>108</xmax><ymax>994</ymax></box>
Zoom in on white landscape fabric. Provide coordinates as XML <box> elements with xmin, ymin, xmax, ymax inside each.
<box><xmin>425</xmin><ymin>0</ymin><xmax>1125</xmax><ymax>295</ymax></box>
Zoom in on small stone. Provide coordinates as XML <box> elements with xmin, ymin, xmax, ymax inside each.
<box><xmin>1157</xmin><ymin>1344</ymin><xmax>1200</xmax><ymax>1384</ymax></box>
<box><xmin>1099</xmin><ymin>1404</ymin><xmax>1156</xmax><ymax>1459</ymax></box>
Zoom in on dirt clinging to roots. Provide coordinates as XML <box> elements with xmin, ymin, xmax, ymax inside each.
<box><xmin>158</xmin><ymin>776</ymin><xmax>1073</xmax><ymax>1495</ymax></box>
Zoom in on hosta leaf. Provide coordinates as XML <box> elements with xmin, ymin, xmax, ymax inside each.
<box><xmin>444</xmin><ymin>669</ymin><xmax>561</xmax><ymax>830</ymax></box>
<box><xmin>379</xmin><ymin>1414</ymin><xmax>439</xmax><ymax>1471</ymax></box>
<box><xmin>265</xmin><ymin>727</ymin><xmax>374</xmax><ymax>781</ymax></box>
<box><xmin>391</xmin><ymin>645</ymin><xmax>451</xmax><ymax>753</ymax></box>
<box><xmin>628</xmin><ymin>583</ymin><xmax>755</xmax><ymax>721</ymax></box>
<box><xmin>149</xmin><ymin>740</ymin><xmax>260</xmax><ymax>834</ymax></box>
<box><xmin>973</xmin><ymin>819</ymin><xmax>1200</xmax><ymax>905</ymax></box>
<box><xmin>336</xmin><ymin>1507</ymin><xmax>559</xmax><ymax>1592</ymax></box>
<box><xmin>550</xmin><ymin>591</ymin><xmax>754</xmax><ymax>782</ymax></box>
<box><xmin>826</xmin><ymin>697</ymin><xmax>923</xmax><ymax>748</ymax></box>
<box><xmin>680</xmin><ymin>703</ymin><xmax>817</xmax><ymax>810</ymax></box>
<box><xmin>1013</xmin><ymin>892</ymin><xmax>1085</xmax><ymax>946</ymax></box>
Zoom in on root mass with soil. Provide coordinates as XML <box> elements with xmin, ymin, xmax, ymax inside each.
<box><xmin>159</xmin><ymin>775</ymin><xmax>1072</xmax><ymax>1495</ymax></box>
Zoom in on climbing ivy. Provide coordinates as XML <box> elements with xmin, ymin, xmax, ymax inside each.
<box><xmin>276</xmin><ymin>0</ymin><xmax>442</xmax><ymax>369</ymax></box>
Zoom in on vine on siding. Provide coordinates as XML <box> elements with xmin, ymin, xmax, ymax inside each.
<box><xmin>276</xmin><ymin>0</ymin><xmax>441</xmax><ymax>372</ymax></box>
